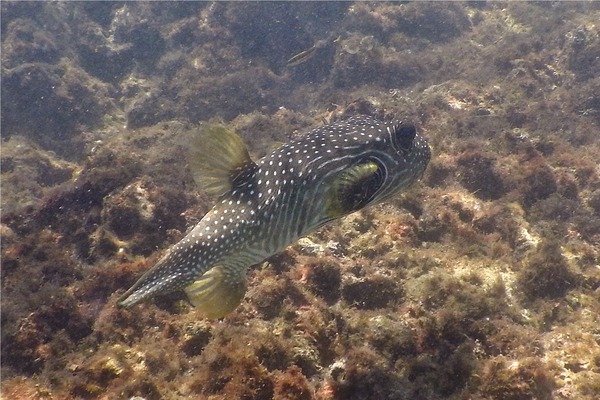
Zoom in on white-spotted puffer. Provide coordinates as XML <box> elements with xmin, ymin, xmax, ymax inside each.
<box><xmin>118</xmin><ymin>116</ymin><xmax>430</xmax><ymax>317</ymax></box>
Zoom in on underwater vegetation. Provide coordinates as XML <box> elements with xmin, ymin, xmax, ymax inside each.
<box><xmin>2</xmin><ymin>2</ymin><xmax>600</xmax><ymax>400</ymax></box>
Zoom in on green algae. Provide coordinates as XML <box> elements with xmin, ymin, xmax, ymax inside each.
<box><xmin>2</xmin><ymin>2</ymin><xmax>600</xmax><ymax>399</ymax></box>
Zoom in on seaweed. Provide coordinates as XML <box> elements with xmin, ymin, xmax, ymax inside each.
<box><xmin>3</xmin><ymin>2</ymin><xmax>600</xmax><ymax>399</ymax></box>
<box><xmin>516</xmin><ymin>239</ymin><xmax>579</xmax><ymax>301</ymax></box>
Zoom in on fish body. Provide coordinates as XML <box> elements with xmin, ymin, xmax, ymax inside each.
<box><xmin>118</xmin><ymin>116</ymin><xmax>430</xmax><ymax>317</ymax></box>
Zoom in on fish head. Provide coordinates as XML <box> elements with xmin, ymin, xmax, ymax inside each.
<box><xmin>322</xmin><ymin>116</ymin><xmax>431</xmax><ymax>216</ymax></box>
<box><xmin>374</xmin><ymin>119</ymin><xmax>431</xmax><ymax>201</ymax></box>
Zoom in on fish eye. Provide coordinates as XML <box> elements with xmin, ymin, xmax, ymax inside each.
<box><xmin>391</xmin><ymin>122</ymin><xmax>417</xmax><ymax>152</ymax></box>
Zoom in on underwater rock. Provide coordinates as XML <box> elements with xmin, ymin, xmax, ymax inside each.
<box><xmin>1</xmin><ymin>18</ymin><xmax>60</xmax><ymax>67</ymax></box>
<box><xmin>273</xmin><ymin>365</ymin><xmax>312</xmax><ymax>400</ymax></box>
<box><xmin>522</xmin><ymin>163</ymin><xmax>558</xmax><ymax>208</ymax></box>
<box><xmin>78</xmin><ymin>4</ymin><xmax>166</xmax><ymax>82</ymax></box>
<box><xmin>567</xmin><ymin>26</ymin><xmax>600</xmax><ymax>81</ymax></box>
<box><xmin>76</xmin><ymin>27</ymin><xmax>135</xmax><ymax>83</ymax></box>
<box><xmin>588</xmin><ymin>189</ymin><xmax>600</xmax><ymax>214</ymax></box>
<box><xmin>177</xmin><ymin>66</ymin><xmax>282</xmax><ymax>123</ymax></box>
<box><xmin>330</xmin><ymin>38</ymin><xmax>424</xmax><ymax>89</ymax></box>
<box><xmin>2</xmin><ymin>2</ymin><xmax>600</xmax><ymax>399</ymax></box>
<box><xmin>111</xmin><ymin>15</ymin><xmax>165</xmax><ymax>68</ymax></box>
<box><xmin>330</xmin><ymin>346</ymin><xmax>400</xmax><ymax>400</ymax></box>
<box><xmin>479</xmin><ymin>356</ymin><xmax>556</xmax><ymax>400</ymax></box>
<box><xmin>367</xmin><ymin>315</ymin><xmax>417</xmax><ymax>359</ymax></box>
<box><xmin>250</xmin><ymin>277</ymin><xmax>290</xmax><ymax>320</ymax></box>
<box><xmin>345</xmin><ymin>2</ymin><xmax>471</xmax><ymax>42</ymax></box>
<box><xmin>102</xmin><ymin>180</ymin><xmax>153</xmax><ymax>240</ymax></box>
<box><xmin>124</xmin><ymin>90</ymin><xmax>176</xmax><ymax>130</ymax></box>
<box><xmin>517</xmin><ymin>240</ymin><xmax>579</xmax><ymax>300</ymax></box>
<box><xmin>304</xmin><ymin>258</ymin><xmax>342</xmax><ymax>305</ymax></box>
<box><xmin>100</xmin><ymin>177</ymin><xmax>189</xmax><ymax>257</ymax></box>
<box><xmin>572</xmin><ymin>77</ymin><xmax>600</xmax><ymax>127</ymax></box>
<box><xmin>0</xmin><ymin>137</ymin><xmax>77</xmax><ymax>214</ymax></box>
<box><xmin>342</xmin><ymin>274</ymin><xmax>402</xmax><ymax>310</ymax></box>
<box><xmin>181</xmin><ymin>321</ymin><xmax>212</xmax><ymax>357</ymax></box>
<box><xmin>456</xmin><ymin>150</ymin><xmax>506</xmax><ymax>200</ymax></box>
<box><xmin>1</xmin><ymin>62</ymin><xmax>113</xmax><ymax>156</ymax></box>
<box><xmin>224</xmin><ymin>2</ymin><xmax>348</xmax><ymax>74</ymax></box>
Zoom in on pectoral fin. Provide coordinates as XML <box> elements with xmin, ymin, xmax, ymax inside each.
<box><xmin>326</xmin><ymin>161</ymin><xmax>383</xmax><ymax>218</ymax></box>
<box><xmin>184</xmin><ymin>265</ymin><xmax>247</xmax><ymax>318</ymax></box>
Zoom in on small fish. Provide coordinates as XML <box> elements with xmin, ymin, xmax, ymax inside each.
<box><xmin>118</xmin><ymin>116</ymin><xmax>430</xmax><ymax>317</ymax></box>
<box><xmin>287</xmin><ymin>35</ymin><xmax>341</xmax><ymax>67</ymax></box>
<box><xmin>287</xmin><ymin>45</ymin><xmax>319</xmax><ymax>67</ymax></box>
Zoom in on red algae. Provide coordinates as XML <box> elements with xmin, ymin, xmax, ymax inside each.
<box><xmin>273</xmin><ymin>366</ymin><xmax>313</xmax><ymax>400</ymax></box>
<box><xmin>2</xmin><ymin>2</ymin><xmax>600</xmax><ymax>400</ymax></box>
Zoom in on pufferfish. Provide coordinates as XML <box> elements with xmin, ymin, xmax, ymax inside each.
<box><xmin>118</xmin><ymin>116</ymin><xmax>430</xmax><ymax>317</ymax></box>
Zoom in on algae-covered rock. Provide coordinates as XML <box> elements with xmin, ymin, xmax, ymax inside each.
<box><xmin>2</xmin><ymin>2</ymin><xmax>600</xmax><ymax>400</ymax></box>
<box><xmin>1</xmin><ymin>62</ymin><xmax>114</xmax><ymax>156</ymax></box>
<box><xmin>517</xmin><ymin>240</ymin><xmax>580</xmax><ymax>300</ymax></box>
<box><xmin>342</xmin><ymin>274</ymin><xmax>402</xmax><ymax>310</ymax></box>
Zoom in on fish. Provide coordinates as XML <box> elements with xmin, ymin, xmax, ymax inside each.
<box><xmin>117</xmin><ymin>116</ymin><xmax>430</xmax><ymax>317</ymax></box>
<box><xmin>287</xmin><ymin>35</ymin><xmax>341</xmax><ymax>67</ymax></box>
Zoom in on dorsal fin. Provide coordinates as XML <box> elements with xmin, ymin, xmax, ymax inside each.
<box><xmin>188</xmin><ymin>124</ymin><xmax>257</xmax><ymax>197</ymax></box>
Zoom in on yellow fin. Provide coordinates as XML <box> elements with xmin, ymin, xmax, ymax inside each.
<box><xmin>184</xmin><ymin>265</ymin><xmax>246</xmax><ymax>318</ymax></box>
<box><xmin>327</xmin><ymin>161</ymin><xmax>382</xmax><ymax>218</ymax></box>
<box><xmin>188</xmin><ymin>124</ymin><xmax>257</xmax><ymax>198</ymax></box>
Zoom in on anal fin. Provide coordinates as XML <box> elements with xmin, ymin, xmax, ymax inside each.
<box><xmin>184</xmin><ymin>265</ymin><xmax>246</xmax><ymax>318</ymax></box>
